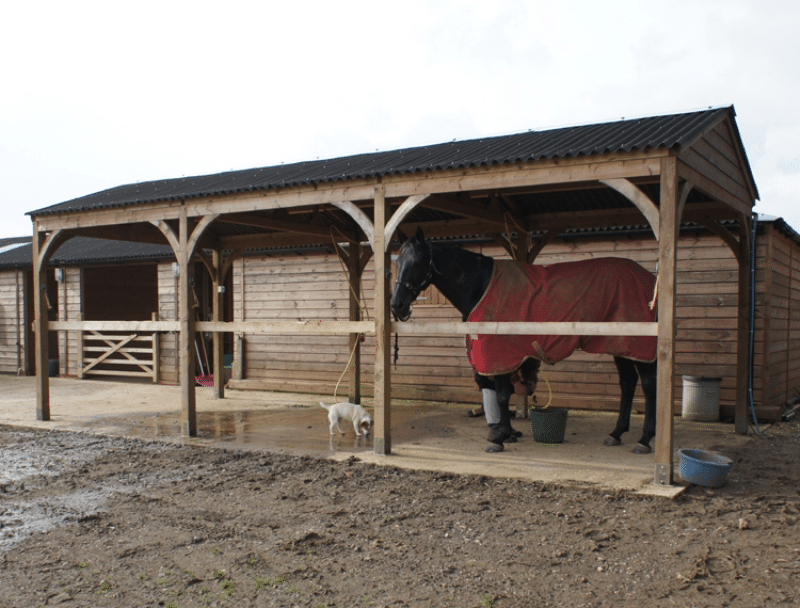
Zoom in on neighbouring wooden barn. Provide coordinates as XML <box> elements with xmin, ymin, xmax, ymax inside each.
<box><xmin>2</xmin><ymin>215</ymin><xmax>797</xmax><ymax>423</ymax></box>
<box><xmin>0</xmin><ymin>237</ymin><xmax>176</xmax><ymax>378</ymax></box>
<box><xmin>19</xmin><ymin>105</ymin><xmax>768</xmax><ymax>484</ymax></box>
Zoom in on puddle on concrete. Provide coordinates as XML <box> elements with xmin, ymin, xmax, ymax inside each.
<box><xmin>59</xmin><ymin>405</ymin><xmax>461</xmax><ymax>456</ymax></box>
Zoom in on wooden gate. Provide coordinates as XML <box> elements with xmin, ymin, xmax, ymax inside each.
<box><xmin>78</xmin><ymin>330</ymin><xmax>160</xmax><ymax>382</ymax></box>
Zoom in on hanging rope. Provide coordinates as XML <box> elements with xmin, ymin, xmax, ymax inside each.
<box><xmin>649</xmin><ymin>262</ymin><xmax>659</xmax><ymax>311</ymax></box>
<box><xmin>540</xmin><ymin>374</ymin><xmax>553</xmax><ymax>408</ymax></box>
<box><xmin>329</xmin><ymin>226</ymin><xmax>370</xmax><ymax>401</ymax></box>
<box><xmin>332</xmin><ymin>334</ymin><xmax>362</xmax><ymax>402</ymax></box>
<box><xmin>330</xmin><ymin>227</ymin><xmax>370</xmax><ymax>321</ymax></box>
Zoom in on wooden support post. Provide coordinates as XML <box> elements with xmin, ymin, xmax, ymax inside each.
<box><xmin>151</xmin><ymin>312</ymin><xmax>161</xmax><ymax>384</ymax></box>
<box><xmin>178</xmin><ymin>209</ymin><xmax>197</xmax><ymax>436</ymax></box>
<box><xmin>347</xmin><ymin>241</ymin><xmax>362</xmax><ymax>404</ymax></box>
<box><xmin>212</xmin><ymin>248</ymin><xmax>225</xmax><ymax>399</ymax></box>
<box><xmin>76</xmin><ymin>313</ymin><xmax>84</xmax><ymax>380</ymax></box>
<box><xmin>735</xmin><ymin>213</ymin><xmax>753</xmax><ymax>434</ymax></box>
<box><xmin>32</xmin><ymin>228</ymin><xmax>50</xmax><ymax>421</ymax></box>
<box><xmin>373</xmin><ymin>184</ymin><xmax>392</xmax><ymax>455</ymax></box>
<box><xmin>654</xmin><ymin>157</ymin><xmax>678</xmax><ymax>485</ymax></box>
<box><xmin>233</xmin><ymin>333</ymin><xmax>244</xmax><ymax>380</ymax></box>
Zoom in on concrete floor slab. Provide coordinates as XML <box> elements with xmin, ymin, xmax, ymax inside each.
<box><xmin>0</xmin><ymin>375</ymin><xmax>750</xmax><ymax>492</ymax></box>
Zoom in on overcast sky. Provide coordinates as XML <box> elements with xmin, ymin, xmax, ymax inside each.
<box><xmin>2</xmin><ymin>0</ymin><xmax>797</xmax><ymax>239</ymax></box>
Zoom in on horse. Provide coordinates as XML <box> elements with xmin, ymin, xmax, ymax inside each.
<box><xmin>390</xmin><ymin>227</ymin><xmax>658</xmax><ymax>454</ymax></box>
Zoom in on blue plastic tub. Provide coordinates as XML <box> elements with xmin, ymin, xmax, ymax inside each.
<box><xmin>677</xmin><ymin>448</ymin><xmax>734</xmax><ymax>487</ymax></box>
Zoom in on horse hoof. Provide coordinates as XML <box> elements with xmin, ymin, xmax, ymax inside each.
<box><xmin>485</xmin><ymin>443</ymin><xmax>505</xmax><ymax>453</ymax></box>
<box><xmin>632</xmin><ymin>443</ymin><xmax>652</xmax><ymax>454</ymax></box>
<box><xmin>487</xmin><ymin>425</ymin><xmax>509</xmax><ymax>445</ymax></box>
<box><xmin>513</xmin><ymin>429</ymin><xmax>523</xmax><ymax>438</ymax></box>
<box><xmin>603</xmin><ymin>436</ymin><xmax>622</xmax><ymax>447</ymax></box>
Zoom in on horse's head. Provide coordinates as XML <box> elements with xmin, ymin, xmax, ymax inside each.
<box><xmin>390</xmin><ymin>227</ymin><xmax>433</xmax><ymax>322</ymax></box>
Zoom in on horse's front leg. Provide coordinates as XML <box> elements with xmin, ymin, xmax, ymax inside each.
<box><xmin>485</xmin><ymin>374</ymin><xmax>516</xmax><ymax>453</ymax></box>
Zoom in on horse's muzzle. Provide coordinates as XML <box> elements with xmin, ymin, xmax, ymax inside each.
<box><xmin>391</xmin><ymin>305</ymin><xmax>412</xmax><ymax>322</ymax></box>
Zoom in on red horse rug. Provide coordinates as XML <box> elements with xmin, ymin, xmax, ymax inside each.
<box><xmin>466</xmin><ymin>257</ymin><xmax>657</xmax><ymax>376</ymax></box>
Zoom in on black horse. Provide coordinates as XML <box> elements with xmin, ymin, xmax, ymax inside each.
<box><xmin>390</xmin><ymin>228</ymin><xmax>658</xmax><ymax>454</ymax></box>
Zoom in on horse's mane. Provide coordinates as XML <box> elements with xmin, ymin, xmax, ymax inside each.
<box><xmin>428</xmin><ymin>240</ymin><xmax>494</xmax><ymax>320</ymax></box>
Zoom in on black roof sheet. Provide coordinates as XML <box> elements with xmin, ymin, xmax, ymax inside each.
<box><xmin>0</xmin><ymin>237</ymin><xmax>30</xmax><ymax>249</ymax></box>
<box><xmin>0</xmin><ymin>237</ymin><xmax>175</xmax><ymax>270</ymax></box>
<box><xmin>29</xmin><ymin>106</ymin><xmax>754</xmax><ymax>218</ymax></box>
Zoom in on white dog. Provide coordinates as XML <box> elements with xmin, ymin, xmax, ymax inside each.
<box><xmin>319</xmin><ymin>401</ymin><xmax>373</xmax><ymax>436</ymax></box>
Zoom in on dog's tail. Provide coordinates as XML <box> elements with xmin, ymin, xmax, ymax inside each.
<box><xmin>319</xmin><ymin>401</ymin><xmax>332</xmax><ymax>411</ymax></box>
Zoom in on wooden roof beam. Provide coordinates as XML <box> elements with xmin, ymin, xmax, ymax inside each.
<box><xmin>54</xmin><ymin>223</ymin><xmax>176</xmax><ymax>247</ymax></box>
<box><xmin>421</xmin><ymin>194</ymin><xmax>509</xmax><ymax>228</ymax></box>
<box><xmin>217</xmin><ymin>212</ymin><xmax>359</xmax><ymax>243</ymax></box>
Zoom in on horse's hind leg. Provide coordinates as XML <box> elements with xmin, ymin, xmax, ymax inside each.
<box><xmin>604</xmin><ymin>357</ymin><xmax>639</xmax><ymax>447</ymax></box>
<box><xmin>632</xmin><ymin>360</ymin><xmax>658</xmax><ymax>454</ymax></box>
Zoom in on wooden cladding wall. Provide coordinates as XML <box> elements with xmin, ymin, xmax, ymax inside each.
<box><xmin>57</xmin><ymin>267</ymin><xmax>81</xmax><ymax>376</ymax></box>
<box><xmin>157</xmin><ymin>262</ymin><xmax>179</xmax><ymax>385</ymax></box>
<box><xmin>229</xmin><ymin>229</ymin><xmax>781</xmax><ymax>417</ymax></box>
<box><xmin>0</xmin><ymin>222</ymin><xmax>791</xmax><ymax>421</ymax></box>
<box><xmin>756</xmin><ymin>225</ymin><xmax>800</xmax><ymax>417</ymax></box>
<box><xmin>404</xmin><ymin>235</ymin><xmax>743</xmax><ymax>416</ymax></box>
<box><xmin>234</xmin><ymin>251</ymin><xmax>366</xmax><ymax>393</ymax></box>
<box><xmin>0</xmin><ymin>270</ymin><xmax>27</xmax><ymax>374</ymax></box>
<box><xmin>680</xmin><ymin>120</ymin><xmax>754</xmax><ymax>206</ymax></box>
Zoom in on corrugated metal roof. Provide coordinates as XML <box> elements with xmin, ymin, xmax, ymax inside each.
<box><xmin>0</xmin><ymin>237</ymin><xmax>30</xmax><ymax>248</ymax></box>
<box><xmin>0</xmin><ymin>242</ymin><xmax>28</xmax><ymax>255</ymax></box>
<box><xmin>29</xmin><ymin>106</ymin><xmax>751</xmax><ymax>218</ymax></box>
<box><xmin>0</xmin><ymin>237</ymin><xmax>175</xmax><ymax>270</ymax></box>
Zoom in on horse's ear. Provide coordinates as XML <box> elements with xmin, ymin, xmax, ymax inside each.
<box><xmin>415</xmin><ymin>226</ymin><xmax>425</xmax><ymax>242</ymax></box>
<box><xmin>396</xmin><ymin>228</ymin><xmax>408</xmax><ymax>244</ymax></box>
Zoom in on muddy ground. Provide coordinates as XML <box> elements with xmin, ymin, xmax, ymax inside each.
<box><xmin>2</xmin><ymin>406</ymin><xmax>799</xmax><ymax>607</ymax></box>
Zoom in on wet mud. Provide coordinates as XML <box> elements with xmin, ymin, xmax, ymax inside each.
<box><xmin>2</xmin><ymin>417</ymin><xmax>800</xmax><ymax>607</ymax></box>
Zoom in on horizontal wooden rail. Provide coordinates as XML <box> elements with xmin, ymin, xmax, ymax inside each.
<box><xmin>196</xmin><ymin>321</ymin><xmax>375</xmax><ymax>334</ymax></box>
<box><xmin>50</xmin><ymin>320</ymin><xmax>179</xmax><ymax>332</ymax></box>
<box><xmin>389</xmin><ymin>321</ymin><xmax>659</xmax><ymax>336</ymax></box>
<box><xmin>50</xmin><ymin>319</ymin><xmax>659</xmax><ymax>337</ymax></box>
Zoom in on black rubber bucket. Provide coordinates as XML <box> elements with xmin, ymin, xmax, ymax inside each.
<box><xmin>530</xmin><ymin>407</ymin><xmax>568</xmax><ymax>443</ymax></box>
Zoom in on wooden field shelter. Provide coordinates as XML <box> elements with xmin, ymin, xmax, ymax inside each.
<box><xmin>25</xmin><ymin>106</ymin><xmax>760</xmax><ymax>486</ymax></box>
<box><xmin>3</xmin><ymin>217</ymin><xmax>797</xmax><ymax>422</ymax></box>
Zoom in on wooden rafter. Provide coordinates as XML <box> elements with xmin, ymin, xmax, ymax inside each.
<box><xmin>218</xmin><ymin>211</ymin><xmax>359</xmax><ymax>243</ymax></box>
